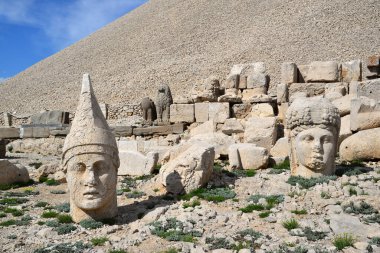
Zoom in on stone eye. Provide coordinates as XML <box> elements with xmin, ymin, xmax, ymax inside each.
<box><xmin>303</xmin><ymin>135</ymin><xmax>313</xmax><ymax>142</ymax></box>
<box><xmin>322</xmin><ymin>136</ymin><xmax>332</xmax><ymax>143</ymax></box>
<box><xmin>75</xmin><ymin>163</ymin><xmax>86</xmax><ymax>172</ymax></box>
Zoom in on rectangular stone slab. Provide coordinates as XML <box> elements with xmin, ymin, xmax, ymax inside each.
<box><xmin>133</xmin><ymin>123</ymin><xmax>185</xmax><ymax>136</ymax></box>
<box><xmin>110</xmin><ymin>125</ymin><xmax>133</xmax><ymax>137</ymax></box>
<box><xmin>20</xmin><ymin>127</ymin><xmax>50</xmax><ymax>138</ymax></box>
<box><xmin>0</xmin><ymin>128</ymin><xmax>20</xmax><ymax>139</ymax></box>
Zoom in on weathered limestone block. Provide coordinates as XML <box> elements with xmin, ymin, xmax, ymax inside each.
<box><xmin>340</xmin><ymin>128</ymin><xmax>380</xmax><ymax>161</ymax></box>
<box><xmin>244</xmin><ymin>117</ymin><xmax>277</xmax><ymax>150</ymax></box>
<box><xmin>36</xmin><ymin>162</ymin><xmax>62</xmax><ymax>180</ymax></box>
<box><xmin>0</xmin><ymin>160</ymin><xmax>30</xmax><ymax>184</ymax></box>
<box><xmin>350</xmin><ymin>96</ymin><xmax>380</xmax><ymax>131</ymax></box>
<box><xmin>288</xmin><ymin>83</ymin><xmax>325</xmax><ymax>99</ymax></box>
<box><xmin>270</xmin><ymin>137</ymin><xmax>289</xmax><ymax>158</ymax></box>
<box><xmin>160</xmin><ymin>144</ymin><xmax>215</xmax><ymax>195</ymax></box>
<box><xmin>250</xmin><ymin>103</ymin><xmax>274</xmax><ymax>117</ymax></box>
<box><xmin>164</xmin><ymin>133</ymin><xmax>235</xmax><ymax>162</ymax></box>
<box><xmin>232</xmin><ymin>104</ymin><xmax>251</xmax><ymax>119</ymax></box>
<box><xmin>119</xmin><ymin>151</ymin><xmax>158</xmax><ymax>176</ymax></box>
<box><xmin>297</xmin><ymin>64</ymin><xmax>310</xmax><ymax>83</ymax></box>
<box><xmin>289</xmin><ymin>92</ymin><xmax>308</xmax><ymax>104</ymax></box>
<box><xmin>225</xmin><ymin>74</ymin><xmax>239</xmax><ymax>89</ymax></box>
<box><xmin>341</xmin><ymin>60</ymin><xmax>361</xmax><ymax>82</ymax></box>
<box><xmin>20</xmin><ymin>126</ymin><xmax>50</xmax><ymax>138</ymax></box>
<box><xmin>110</xmin><ymin>125</ymin><xmax>133</xmax><ymax>137</ymax></box>
<box><xmin>246</xmin><ymin>72</ymin><xmax>268</xmax><ymax>92</ymax></box>
<box><xmin>133</xmin><ymin>124</ymin><xmax>185</xmax><ymax>136</ymax></box>
<box><xmin>277</xmin><ymin>83</ymin><xmax>288</xmax><ymax>104</ymax></box>
<box><xmin>286</xmin><ymin>97</ymin><xmax>340</xmax><ymax>178</ymax></box>
<box><xmin>339</xmin><ymin>115</ymin><xmax>352</xmax><ymax>146</ymax></box>
<box><xmin>190</xmin><ymin>120</ymin><xmax>216</xmax><ymax>137</ymax></box>
<box><xmin>281</xmin><ymin>62</ymin><xmax>298</xmax><ymax>84</ymax></box>
<box><xmin>350</xmin><ymin>79</ymin><xmax>380</xmax><ymax>100</ymax></box>
<box><xmin>8</xmin><ymin>138</ymin><xmax>64</xmax><ymax>156</ymax></box>
<box><xmin>191</xmin><ymin>76</ymin><xmax>220</xmax><ymax>102</ymax></box>
<box><xmin>306</xmin><ymin>61</ymin><xmax>339</xmax><ymax>82</ymax></box>
<box><xmin>155</xmin><ymin>84</ymin><xmax>173</xmax><ymax>123</ymax></box>
<box><xmin>62</xmin><ymin>74</ymin><xmax>119</xmax><ymax>223</ymax></box>
<box><xmin>221</xmin><ymin>118</ymin><xmax>244</xmax><ymax>135</ymax></box>
<box><xmin>218</xmin><ymin>88</ymin><xmax>242</xmax><ymax>103</ymax></box>
<box><xmin>3</xmin><ymin>113</ymin><xmax>11</xmax><ymax>126</ymax></box>
<box><xmin>30</xmin><ymin>110</ymin><xmax>70</xmax><ymax>125</ymax></box>
<box><xmin>118</xmin><ymin>140</ymin><xmax>138</xmax><ymax>152</ymax></box>
<box><xmin>278</xmin><ymin>103</ymin><xmax>289</xmax><ymax>123</ymax></box>
<box><xmin>324</xmin><ymin>82</ymin><xmax>348</xmax><ymax>101</ymax></box>
<box><xmin>331</xmin><ymin>94</ymin><xmax>352</xmax><ymax>117</ymax></box>
<box><xmin>170</xmin><ymin>104</ymin><xmax>195</xmax><ymax>123</ymax></box>
<box><xmin>208</xmin><ymin>103</ymin><xmax>230</xmax><ymax>123</ymax></box>
<box><xmin>366</xmin><ymin>55</ymin><xmax>380</xmax><ymax>78</ymax></box>
<box><xmin>195</xmin><ymin>103</ymin><xmax>209</xmax><ymax>123</ymax></box>
<box><xmin>228</xmin><ymin>143</ymin><xmax>268</xmax><ymax>170</ymax></box>
<box><xmin>241</xmin><ymin>90</ymin><xmax>271</xmax><ymax>103</ymax></box>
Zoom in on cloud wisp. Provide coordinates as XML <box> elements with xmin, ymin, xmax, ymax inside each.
<box><xmin>0</xmin><ymin>0</ymin><xmax>147</xmax><ymax>49</ymax></box>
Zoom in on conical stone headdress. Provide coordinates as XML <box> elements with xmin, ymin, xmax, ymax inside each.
<box><xmin>62</xmin><ymin>74</ymin><xmax>119</xmax><ymax>168</ymax></box>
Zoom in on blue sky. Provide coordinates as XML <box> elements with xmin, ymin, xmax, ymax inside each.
<box><xmin>0</xmin><ymin>0</ymin><xmax>147</xmax><ymax>81</ymax></box>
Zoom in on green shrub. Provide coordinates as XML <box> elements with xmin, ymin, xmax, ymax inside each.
<box><xmin>54</xmin><ymin>224</ymin><xmax>77</xmax><ymax>235</ymax></box>
<box><xmin>7</xmin><ymin>234</ymin><xmax>17</xmax><ymax>239</ymax></box>
<box><xmin>0</xmin><ymin>219</ymin><xmax>16</xmax><ymax>227</ymax></box>
<box><xmin>37</xmin><ymin>221</ymin><xmax>45</xmax><ymax>225</ymax></box>
<box><xmin>35</xmin><ymin>201</ymin><xmax>49</xmax><ymax>208</ymax></box>
<box><xmin>181</xmin><ymin>187</ymin><xmax>236</xmax><ymax>203</ymax></box>
<box><xmin>57</xmin><ymin>214</ymin><xmax>73</xmax><ymax>224</ymax></box>
<box><xmin>0</xmin><ymin>212</ymin><xmax>6</xmax><ymax>218</ymax></box>
<box><xmin>332</xmin><ymin>233</ymin><xmax>355</xmax><ymax>250</ymax></box>
<box><xmin>363</xmin><ymin>214</ymin><xmax>380</xmax><ymax>224</ymax></box>
<box><xmin>159</xmin><ymin>248</ymin><xmax>178</xmax><ymax>253</ymax></box>
<box><xmin>0</xmin><ymin>197</ymin><xmax>28</xmax><ymax>205</ymax></box>
<box><xmin>91</xmin><ymin>237</ymin><xmax>108</xmax><ymax>246</ymax></box>
<box><xmin>270</xmin><ymin>160</ymin><xmax>290</xmax><ymax>174</ymax></box>
<box><xmin>291</xmin><ymin>209</ymin><xmax>307</xmax><ymax>215</ymax></box>
<box><xmin>301</xmin><ymin>227</ymin><xmax>327</xmax><ymax>241</ymax></box>
<box><xmin>41</xmin><ymin>211</ymin><xmax>58</xmax><ymax>218</ymax></box>
<box><xmin>108</xmin><ymin>250</ymin><xmax>127</xmax><ymax>253</ymax></box>
<box><xmin>149</xmin><ymin>218</ymin><xmax>202</xmax><ymax>242</ymax></box>
<box><xmin>45</xmin><ymin>220</ymin><xmax>59</xmax><ymax>227</ymax></box>
<box><xmin>348</xmin><ymin>187</ymin><xmax>357</xmax><ymax>196</ymax></box>
<box><xmin>282</xmin><ymin>218</ymin><xmax>299</xmax><ymax>231</ymax></box>
<box><xmin>343</xmin><ymin>201</ymin><xmax>378</xmax><ymax>215</ymax></box>
<box><xmin>205</xmin><ymin>237</ymin><xmax>234</xmax><ymax>250</ymax></box>
<box><xmin>50</xmin><ymin>190</ymin><xmax>66</xmax><ymax>194</ymax></box>
<box><xmin>320</xmin><ymin>191</ymin><xmax>331</xmax><ymax>199</ymax></box>
<box><xmin>240</xmin><ymin>204</ymin><xmax>265</xmax><ymax>213</ymax></box>
<box><xmin>54</xmin><ymin>203</ymin><xmax>70</xmax><ymax>213</ymax></box>
<box><xmin>45</xmin><ymin>179</ymin><xmax>59</xmax><ymax>186</ymax></box>
<box><xmin>246</xmin><ymin>194</ymin><xmax>284</xmax><ymax>210</ymax></box>
<box><xmin>153</xmin><ymin>164</ymin><xmax>162</xmax><ymax>174</ymax></box>
<box><xmin>233</xmin><ymin>169</ymin><xmax>257</xmax><ymax>177</ymax></box>
<box><xmin>4</xmin><ymin>207</ymin><xmax>23</xmax><ymax>217</ymax></box>
<box><xmin>237</xmin><ymin>228</ymin><xmax>262</xmax><ymax>240</ymax></box>
<box><xmin>287</xmin><ymin>175</ymin><xmax>337</xmax><ymax>189</ymax></box>
<box><xmin>0</xmin><ymin>180</ymin><xmax>34</xmax><ymax>191</ymax></box>
<box><xmin>369</xmin><ymin>237</ymin><xmax>380</xmax><ymax>246</ymax></box>
<box><xmin>79</xmin><ymin>219</ymin><xmax>103</xmax><ymax>229</ymax></box>
<box><xmin>126</xmin><ymin>190</ymin><xmax>145</xmax><ymax>198</ymax></box>
<box><xmin>33</xmin><ymin>241</ymin><xmax>90</xmax><ymax>253</ymax></box>
<box><xmin>183</xmin><ymin>199</ymin><xmax>201</xmax><ymax>209</ymax></box>
<box><xmin>259</xmin><ymin>211</ymin><xmax>271</xmax><ymax>218</ymax></box>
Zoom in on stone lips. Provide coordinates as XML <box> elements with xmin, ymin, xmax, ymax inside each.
<box><xmin>0</xmin><ymin>0</ymin><xmax>379</xmax><ymax>114</ymax></box>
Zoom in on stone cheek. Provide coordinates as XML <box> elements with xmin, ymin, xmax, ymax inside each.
<box><xmin>66</xmin><ymin>153</ymin><xmax>118</xmax><ymax>222</ymax></box>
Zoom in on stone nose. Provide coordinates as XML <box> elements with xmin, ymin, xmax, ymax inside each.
<box><xmin>312</xmin><ymin>139</ymin><xmax>322</xmax><ymax>151</ymax></box>
<box><xmin>83</xmin><ymin>167</ymin><xmax>97</xmax><ymax>186</ymax></box>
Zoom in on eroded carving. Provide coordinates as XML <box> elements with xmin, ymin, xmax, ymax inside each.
<box><xmin>155</xmin><ymin>84</ymin><xmax>173</xmax><ymax>123</ymax></box>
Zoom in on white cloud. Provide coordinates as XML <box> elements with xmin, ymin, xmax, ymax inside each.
<box><xmin>0</xmin><ymin>0</ymin><xmax>147</xmax><ymax>49</ymax></box>
<box><xmin>0</xmin><ymin>77</ymin><xmax>8</xmax><ymax>83</ymax></box>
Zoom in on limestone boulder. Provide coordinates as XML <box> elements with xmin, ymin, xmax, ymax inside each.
<box><xmin>208</xmin><ymin>103</ymin><xmax>230</xmax><ymax>123</ymax></box>
<box><xmin>281</xmin><ymin>62</ymin><xmax>297</xmax><ymax>84</ymax></box>
<box><xmin>339</xmin><ymin>115</ymin><xmax>352</xmax><ymax>146</ymax></box>
<box><xmin>191</xmin><ymin>76</ymin><xmax>220</xmax><ymax>102</ymax></box>
<box><xmin>119</xmin><ymin>151</ymin><xmax>158</xmax><ymax>176</ymax></box>
<box><xmin>30</xmin><ymin>110</ymin><xmax>70</xmax><ymax>125</ymax></box>
<box><xmin>190</xmin><ymin>120</ymin><xmax>216</xmax><ymax>137</ymax></box>
<box><xmin>341</xmin><ymin>60</ymin><xmax>361</xmax><ymax>82</ymax></box>
<box><xmin>0</xmin><ymin>159</ymin><xmax>30</xmax><ymax>184</ymax></box>
<box><xmin>170</xmin><ymin>104</ymin><xmax>195</xmax><ymax>123</ymax></box>
<box><xmin>250</xmin><ymin>103</ymin><xmax>274</xmax><ymax>117</ymax></box>
<box><xmin>332</xmin><ymin>94</ymin><xmax>352</xmax><ymax>117</ymax></box>
<box><xmin>270</xmin><ymin>137</ymin><xmax>289</xmax><ymax>158</ymax></box>
<box><xmin>221</xmin><ymin>118</ymin><xmax>244</xmax><ymax>135</ymax></box>
<box><xmin>277</xmin><ymin>83</ymin><xmax>288</xmax><ymax>104</ymax></box>
<box><xmin>243</xmin><ymin>117</ymin><xmax>277</xmax><ymax>150</ymax></box>
<box><xmin>36</xmin><ymin>162</ymin><xmax>62</xmax><ymax>180</ymax></box>
<box><xmin>228</xmin><ymin>143</ymin><xmax>268</xmax><ymax>170</ymax></box>
<box><xmin>350</xmin><ymin>79</ymin><xmax>380</xmax><ymax>100</ymax></box>
<box><xmin>350</xmin><ymin>96</ymin><xmax>380</xmax><ymax>131</ymax></box>
<box><xmin>159</xmin><ymin>143</ymin><xmax>215</xmax><ymax>195</ymax></box>
<box><xmin>339</xmin><ymin>128</ymin><xmax>380</xmax><ymax>161</ymax></box>
<box><xmin>194</xmin><ymin>103</ymin><xmax>209</xmax><ymax>122</ymax></box>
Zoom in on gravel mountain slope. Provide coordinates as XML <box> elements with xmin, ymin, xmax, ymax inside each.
<box><xmin>1</xmin><ymin>0</ymin><xmax>379</xmax><ymax>114</ymax></box>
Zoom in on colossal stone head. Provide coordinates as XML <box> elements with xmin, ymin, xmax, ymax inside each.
<box><xmin>286</xmin><ymin>97</ymin><xmax>340</xmax><ymax>178</ymax></box>
<box><xmin>62</xmin><ymin>74</ymin><xmax>119</xmax><ymax>222</ymax></box>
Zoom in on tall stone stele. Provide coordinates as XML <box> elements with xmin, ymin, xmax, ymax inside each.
<box><xmin>62</xmin><ymin>74</ymin><xmax>119</xmax><ymax>223</ymax></box>
<box><xmin>286</xmin><ymin>97</ymin><xmax>340</xmax><ymax>178</ymax></box>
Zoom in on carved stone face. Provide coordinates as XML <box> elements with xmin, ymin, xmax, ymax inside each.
<box><xmin>294</xmin><ymin>127</ymin><xmax>335</xmax><ymax>171</ymax></box>
<box><xmin>66</xmin><ymin>153</ymin><xmax>117</xmax><ymax>210</ymax></box>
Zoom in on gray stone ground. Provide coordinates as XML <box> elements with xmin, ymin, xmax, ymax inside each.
<box><xmin>1</xmin><ymin>151</ymin><xmax>380</xmax><ymax>253</ymax></box>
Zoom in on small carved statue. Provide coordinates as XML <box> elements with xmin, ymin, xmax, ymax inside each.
<box><xmin>155</xmin><ymin>84</ymin><xmax>173</xmax><ymax>123</ymax></box>
<box><xmin>140</xmin><ymin>97</ymin><xmax>156</xmax><ymax>124</ymax></box>
<box><xmin>286</xmin><ymin>97</ymin><xmax>340</xmax><ymax>178</ymax></box>
<box><xmin>62</xmin><ymin>74</ymin><xmax>119</xmax><ymax>222</ymax></box>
